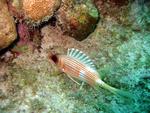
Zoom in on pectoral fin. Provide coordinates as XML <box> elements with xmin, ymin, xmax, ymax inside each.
<box><xmin>67</xmin><ymin>74</ymin><xmax>81</xmax><ymax>85</ymax></box>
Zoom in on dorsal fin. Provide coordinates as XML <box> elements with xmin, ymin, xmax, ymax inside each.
<box><xmin>67</xmin><ymin>48</ymin><xmax>96</xmax><ymax>70</ymax></box>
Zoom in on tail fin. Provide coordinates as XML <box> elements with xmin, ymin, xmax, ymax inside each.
<box><xmin>96</xmin><ymin>79</ymin><xmax>135</xmax><ymax>100</ymax></box>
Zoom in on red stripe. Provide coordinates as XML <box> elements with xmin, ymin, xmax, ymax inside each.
<box><xmin>58</xmin><ymin>56</ymin><xmax>99</xmax><ymax>86</ymax></box>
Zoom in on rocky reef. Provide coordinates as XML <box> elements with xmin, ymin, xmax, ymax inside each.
<box><xmin>0</xmin><ymin>0</ymin><xmax>150</xmax><ymax>113</ymax></box>
<box><xmin>0</xmin><ymin>0</ymin><xmax>17</xmax><ymax>50</ymax></box>
<box><xmin>22</xmin><ymin>0</ymin><xmax>61</xmax><ymax>25</ymax></box>
<box><xmin>9</xmin><ymin>0</ymin><xmax>61</xmax><ymax>25</ymax></box>
<box><xmin>58</xmin><ymin>0</ymin><xmax>99</xmax><ymax>40</ymax></box>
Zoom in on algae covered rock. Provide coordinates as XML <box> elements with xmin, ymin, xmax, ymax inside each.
<box><xmin>58</xmin><ymin>0</ymin><xmax>99</xmax><ymax>41</ymax></box>
<box><xmin>15</xmin><ymin>0</ymin><xmax>61</xmax><ymax>25</ymax></box>
<box><xmin>0</xmin><ymin>0</ymin><xmax>17</xmax><ymax>50</ymax></box>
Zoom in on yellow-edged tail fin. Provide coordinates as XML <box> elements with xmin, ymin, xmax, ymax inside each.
<box><xmin>96</xmin><ymin>79</ymin><xmax>135</xmax><ymax>100</ymax></box>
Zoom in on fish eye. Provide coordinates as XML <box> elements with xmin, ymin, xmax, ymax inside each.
<box><xmin>51</xmin><ymin>54</ymin><xmax>58</xmax><ymax>63</ymax></box>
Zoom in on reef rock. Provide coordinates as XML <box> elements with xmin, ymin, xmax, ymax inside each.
<box><xmin>0</xmin><ymin>0</ymin><xmax>17</xmax><ymax>50</ymax></box>
<box><xmin>22</xmin><ymin>0</ymin><xmax>61</xmax><ymax>25</ymax></box>
<box><xmin>58</xmin><ymin>0</ymin><xmax>99</xmax><ymax>41</ymax></box>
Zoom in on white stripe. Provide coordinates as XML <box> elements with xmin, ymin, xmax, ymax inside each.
<box><xmin>85</xmin><ymin>66</ymin><xmax>96</xmax><ymax>73</ymax></box>
<box><xmin>96</xmin><ymin>79</ymin><xmax>104</xmax><ymax>85</ymax></box>
<box><xmin>79</xmin><ymin>70</ymin><xmax>86</xmax><ymax>79</ymax></box>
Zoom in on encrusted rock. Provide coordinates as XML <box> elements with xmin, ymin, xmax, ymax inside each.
<box><xmin>22</xmin><ymin>0</ymin><xmax>61</xmax><ymax>25</ymax></box>
<box><xmin>58</xmin><ymin>0</ymin><xmax>99</xmax><ymax>41</ymax></box>
<box><xmin>0</xmin><ymin>0</ymin><xmax>17</xmax><ymax>50</ymax></box>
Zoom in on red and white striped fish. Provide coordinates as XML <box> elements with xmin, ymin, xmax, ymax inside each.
<box><xmin>49</xmin><ymin>48</ymin><xmax>134</xmax><ymax>99</ymax></box>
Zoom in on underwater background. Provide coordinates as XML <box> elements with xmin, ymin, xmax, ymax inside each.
<box><xmin>0</xmin><ymin>0</ymin><xmax>150</xmax><ymax>113</ymax></box>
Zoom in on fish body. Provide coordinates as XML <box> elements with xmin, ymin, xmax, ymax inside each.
<box><xmin>50</xmin><ymin>48</ymin><xmax>104</xmax><ymax>86</ymax></box>
<box><xmin>56</xmin><ymin>55</ymin><xmax>100</xmax><ymax>86</ymax></box>
<box><xmin>49</xmin><ymin>48</ymin><xmax>134</xmax><ymax>99</ymax></box>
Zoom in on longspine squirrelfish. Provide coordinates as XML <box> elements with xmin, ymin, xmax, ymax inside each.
<box><xmin>49</xmin><ymin>48</ymin><xmax>134</xmax><ymax>99</ymax></box>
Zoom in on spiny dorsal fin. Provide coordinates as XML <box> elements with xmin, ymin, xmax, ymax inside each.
<box><xmin>67</xmin><ymin>48</ymin><xmax>96</xmax><ymax>70</ymax></box>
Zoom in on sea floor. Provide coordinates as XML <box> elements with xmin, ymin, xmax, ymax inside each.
<box><xmin>0</xmin><ymin>0</ymin><xmax>150</xmax><ymax>113</ymax></box>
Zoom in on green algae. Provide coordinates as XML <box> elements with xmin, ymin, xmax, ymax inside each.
<box><xmin>0</xmin><ymin>0</ymin><xmax>150</xmax><ymax>113</ymax></box>
<box><xmin>11</xmin><ymin>68</ymin><xmax>37</xmax><ymax>87</ymax></box>
<box><xmin>58</xmin><ymin>0</ymin><xmax>99</xmax><ymax>41</ymax></box>
<box><xmin>30</xmin><ymin>98</ymin><xmax>46</xmax><ymax>112</ymax></box>
<box><xmin>85</xmin><ymin>0</ymin><xmax>99</xmax><ymax>18</ymax></box>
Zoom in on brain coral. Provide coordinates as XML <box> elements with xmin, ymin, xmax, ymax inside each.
<box><xmin>22</xmin><ymin>0</ymin><xmax>61</xmax><ymax>24</ymax></box>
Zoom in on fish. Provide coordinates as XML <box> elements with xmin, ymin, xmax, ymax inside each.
<box><xmin>49</xmin><ymin>48</ymin><xmax>134</xmax><ymax>99</ymax></box>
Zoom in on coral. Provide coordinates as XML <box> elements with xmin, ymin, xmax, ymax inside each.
<box><xmin>130</xmin><ymin>0</ymin><xmax>150</xmax><ymax>31</ymax></box>
<box><xmin>17</xmin><ymin>22</ymin><xmax>30</xmax><ymax>45</ymax></box>
<box><xmin>0</xmin><ymin>51</ymin><xmax>77</xmax><ymax>113</ymax></box>
<box><xmin>8</xmin><ymin>0</ymin><xmax>61</xmax><ymax>25</ymax></box>
<box><xmin>41</xmin><ymin>26</ymin><xmax>83</xmax><ymax>52</ymax></box>
<box><xmin>109</xmin><ymin>0</ymin><xmax>129</xmax><ymax>6</ymax></box>
<box><xmin>58</xmin><ymin>0</ymin><xmax>99</xmax><ymax>40</ymax></box>
<box><xmin>0</xmin><ymin>0</ymin><xmax>17</xmax><ymax>50</ymax></box>
<box><xmin>12</xmin><ymin>22</ymin><xmax>34</xmax><ymax>54</ymax></box>
<box><xmin>22</xmin><ymin>0</ymin><xmax>61</xmax><ymax>25</ymax></box>
<box><xmin>0</xmin><ymin>0</ymin><xmax>150</xmax><ymax>113</ymax></box>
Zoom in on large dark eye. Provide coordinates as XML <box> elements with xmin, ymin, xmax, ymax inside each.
<box><xmin>51</xmin><ymin>54</ymin><xmax>58</xmax><ymax>64</ymax></box>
